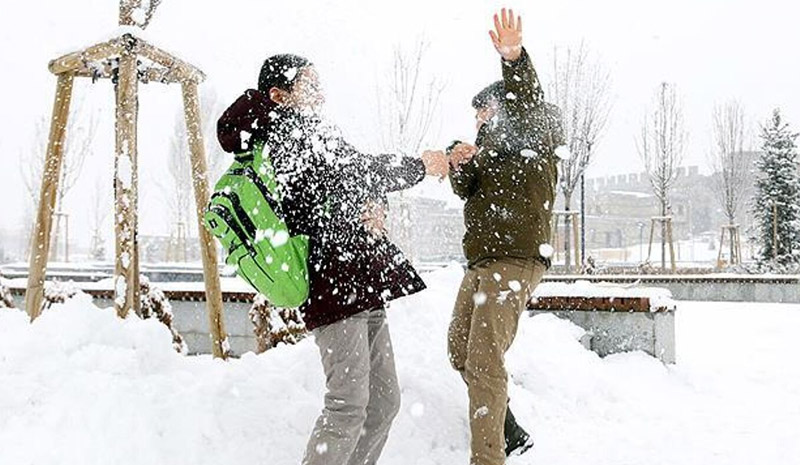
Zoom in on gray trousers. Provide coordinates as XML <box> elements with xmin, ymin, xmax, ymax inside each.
<box><xmin>302</xmin><ymin>309</ymin><xmax>402</xmax><ymax>465</ymax></box>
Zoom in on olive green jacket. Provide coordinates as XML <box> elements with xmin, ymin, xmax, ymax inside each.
<box><xmin>450</xmin><ymin>48</ymin><xmax>565</xmax><ymax>268</ymax></box>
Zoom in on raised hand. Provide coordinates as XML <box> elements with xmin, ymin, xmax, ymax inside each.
<box><xmin>489</xmin><ymin>7</ymin><xmax>523</xmax><ymax>62</ymax></box>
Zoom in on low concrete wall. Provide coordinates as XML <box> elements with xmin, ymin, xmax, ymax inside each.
<box><xmin>543</xmin><ymin>276</ymin><xmax>800</xmax><ymax>303</ymax></box>
<box><xmin>530</xmin><ymin>309</ymin><xmax>676</xmax><ymax>364</ymax></box>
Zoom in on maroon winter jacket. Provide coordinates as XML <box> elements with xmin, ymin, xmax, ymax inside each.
<box><xmin>217</xmin><ymin>90</ymin><xmax>427</xmax><ymax>329</ymax></box>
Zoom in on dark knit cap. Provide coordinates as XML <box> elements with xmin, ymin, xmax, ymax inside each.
<box><xmin>258</xmin><ymin>54</ymin><xmax>312</xmax><ymax>93</ymax></box>
<box><xmin>472</xmin><ymin>81</ymin><xmax>506</xmax><ymax>109</ymax></box>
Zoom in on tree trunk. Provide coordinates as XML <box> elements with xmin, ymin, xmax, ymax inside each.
<box><xmin>661</xmin><ymin>200</ymin><xmax>667</xmax><ymax>271</ymax></box>
<box><xmin>564</xmin><ymin>194</ymin><xmax>572</xmax><ymax>272</ymax></box>
<box><xmin>49</xmin><ymin>191</ymin><xmax>65</xmax><ymax>261</ymax></box>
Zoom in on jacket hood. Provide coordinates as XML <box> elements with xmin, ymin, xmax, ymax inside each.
<box><xmin>217</xmin><ymin>89</ymin><xmax>274</xmax><ymax>154</ymax></box>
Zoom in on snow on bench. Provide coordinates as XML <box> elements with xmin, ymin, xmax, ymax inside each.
<box><xmin>529</xmin><ymin>281</ymin><xmax>677</xmax><ymax>364</ymax></box>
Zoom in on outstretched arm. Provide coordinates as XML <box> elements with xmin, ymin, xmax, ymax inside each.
<box><xmin>336</xmin><ymin>141</ymin><xmax>448</xmax><ymax>194</ymax></box>
<box><xmin>490</xmin><ymin>8</ymin><xmax>544</xmax><ymax>107</ymax></box>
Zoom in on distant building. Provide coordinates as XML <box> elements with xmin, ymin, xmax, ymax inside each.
<box><xmin>556</xmin><ymin>165</ymin><xmax>722</xmax><ymax>262</ymax></box>
<box><xmin>386</xmin><ymin>195</ymin><xmax>465</xmax><ymax>264</ymax></box>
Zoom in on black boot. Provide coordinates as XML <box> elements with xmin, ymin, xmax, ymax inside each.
<box><xmin>504</xmin><ymin>405</ymin><xmax>534</xmax><ymax>457</ymax></box>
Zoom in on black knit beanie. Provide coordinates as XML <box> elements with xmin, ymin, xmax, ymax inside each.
<box><xmin>258</xmin><ymin>54</ymin><xmax>312</xmax><ymax>93</ymax></box>
<box><xmin>472</xmin><ymin>80</ymin><xmax>506</xmax><ymax>109</ymax></box>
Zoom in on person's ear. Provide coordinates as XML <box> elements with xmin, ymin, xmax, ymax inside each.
<box><xmin>268</xmin><ymin>87</ymin><xmax>286</xmax><ymax>105</ymax></box>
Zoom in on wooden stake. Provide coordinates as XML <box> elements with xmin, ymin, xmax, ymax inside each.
<box><xmin>48</xmin><ymin>39</ymin><xmax>122</xmax><ymax>76</ymax></box>
<box><xmin>646</xmin><ymin>218</ymin><xmax>656</xmax><ymax>264</ymax></box>
<box><xmin>572</xmin><ymin>212</ymin><xmax>581</xmax><ymax>269</ymax></box>
<box><xmin>113</xmin><ymin>47</ymin><xmax>141</xmax><ymax>318</ymax></box>
<box><xmin>24</xmin><ymin>74</ymin><xmax>74</xmax><ymax>321</ymax></box>
<box><xmin>138</xmin><ymin>40</ymin><xmax>206</xmax><ymax>83</ymax></box>
<box><xmin>667</xmin><ymin>218</ymin><xmax>676</xmax><ymax>273</ymax></box>
<box><xmin>119</xmin><ymin>0</ymin><xmax>137</xmax><ymax>26</ymax></box>
<box><xmin>734</xmin><ymin>227</ymin><xmax>742</xmax><ymax>265</ymax></box>
<box><xmin>182</xmin><ymin>81</ymin><xmax>228</xmax><ymax>359</ymax></box>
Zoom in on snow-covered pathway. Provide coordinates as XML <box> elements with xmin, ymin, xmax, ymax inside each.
<box><xmin>1</xmin><ymin>266</ymin><xmax>798</xmax><ymax>465</ymax></box>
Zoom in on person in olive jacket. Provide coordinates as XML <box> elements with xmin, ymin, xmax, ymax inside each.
<box><xmin>445</xmin><ymin>8</ymin><xmax>565</xmax><ymax>465</ymax></box>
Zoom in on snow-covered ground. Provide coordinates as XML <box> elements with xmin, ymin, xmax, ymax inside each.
<box><xmin>1</xmin><ymin>266</ymin><xmax>798</xmax><ymax>465</ymax></box>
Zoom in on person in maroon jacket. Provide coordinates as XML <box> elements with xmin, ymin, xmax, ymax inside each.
<box><xmin>217</xmin><ymin>54</ymin><xmax>448</xmax><ymax>465</ymax></box>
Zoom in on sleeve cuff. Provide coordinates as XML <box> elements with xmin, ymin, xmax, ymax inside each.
<box><xmin>502</xmin><ymin>47</ymin><xmax>528</xmax><ymax>67</ymax></box>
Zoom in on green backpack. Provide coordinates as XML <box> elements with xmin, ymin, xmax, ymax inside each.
<box><xmin>203</xmin><ymin>141</ymin><xmax>310</xmax><ymax>308</ymax></box>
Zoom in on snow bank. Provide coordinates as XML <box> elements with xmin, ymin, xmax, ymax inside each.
<box><xmin>1</xmin><ymin>266</ymin><xmax>798</xmax><ymax>465</ymax></box>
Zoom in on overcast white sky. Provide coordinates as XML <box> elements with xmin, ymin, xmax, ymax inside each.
<box><xmin>1</xmin><ymin>0</ymin><xmax>798</xmax><ymax>246</ymax></box>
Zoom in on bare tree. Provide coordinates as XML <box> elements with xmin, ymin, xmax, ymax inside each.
<box><xmin>20</xmin><ymin>102</ymin><xmax>98</xmax><ymax>262</ymax></box>
<box><xmin>637</xmin><ymin>82</ymin><xmax>688</xmax><ymax>270</ymax></box>
<box><xmin>377</xmin><ymin>39</ymin><xmax>446</xmax><ymax>157</ymax></box>
<box><xmin>708</xmin><ymin>100</ymin><xmax>752</xmax><ymax>260</ymax></box>
<box><xmin>19</xmin><ymin>128</ymin><xmax>45</xmax><ymax>261</ymax></box>
<box><xmin>709</xmin><ymin>100</ymin><xmax>751</xmax><ymax>225</ymax></box>
<box><xmin>160</xmin><ymin>87</ymin><xmax>226</xmax><ymax>261</ymax></box>
<box><xmin>550</xmin><ymin>43</ymin><xmax>612</xmax><ymax>270</ymax></box>
<box><xmin>376</xmin><ymin>38</ymin><xmax>446</xmax><ymax>262</ymax></box>
<box><xmin>88</xmin><ymin>176</ymin><xmax>112</xmax><ymax>261</ymax></box>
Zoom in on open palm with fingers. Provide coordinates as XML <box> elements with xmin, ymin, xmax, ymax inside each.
<box><xmin>489</xmin><ymin>8</ymin><xmax>523</xmax><ymax>62</ymax></box>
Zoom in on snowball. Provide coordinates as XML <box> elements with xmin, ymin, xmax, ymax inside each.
<box><xmin>497</xmin><ymin>290</ymin><xmax>512</xmax><ymax>303</ymax></box>
<box><xmin>509</xmin><ymin>280</ymin><xmax>522</xmax><ymax>292</ymax></box>
<box><xmin>270</xmin><ymin>230</ymin><xmax>290</xmax><ymax>248</ymax></box>
<box><xmin>240</xmin><ymin>130</ymin><xmax>252</xmax><ymax>150</ymax></box>
<box><xmin>521</xmin><ymin>149</ymin><xmax>537</xmax><ymax>158</ymax></box>
<box><xmin>473</xmin><ymin>292</ymin><xmax>488</xmax><ymax>306</ymax></box>
<box><xmin>473</xmin><ymin>406</ymin><xmax>489</xmax><ymax>419</ymax></box>
<box><xmin>539</xmin><ymin>243</ymin><xmax>555</xmax><ymax>258</ymax></box>
<box><xmin>555</xmin><ymin>146</ymin><xmax>571</xmax><ymax>160</ymax></box>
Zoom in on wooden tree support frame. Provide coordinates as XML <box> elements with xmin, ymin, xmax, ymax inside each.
<box><xmin>646</xmin><ymin>216</ymin><xmax>677</xmax><ymax>273</ymax></box>
<box><xmin>717</xmin><ymin>224</ymin><xmax>743</xmax><ymax>269</ymax></box>
<box><xmin>166</xmin><ymin>222</ymin><xmax>189</xmax><ymax>262</ymax></box>
<box><xmin>24</xmin><ymin>28</ymin><xmax>228</xmax><ymax>358</ymax></box>
<box><xmin>551</xmin><ymin>210</ymin><xmax>582</xmax><ymax>270</ymax></box>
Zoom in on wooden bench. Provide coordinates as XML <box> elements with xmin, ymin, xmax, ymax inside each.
<box><xmin>528</xmin><ymin>288</ymin><xmax>677</xmax><ymax>364</ymax></box>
